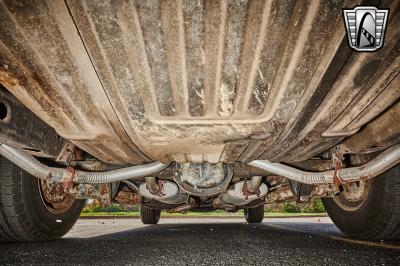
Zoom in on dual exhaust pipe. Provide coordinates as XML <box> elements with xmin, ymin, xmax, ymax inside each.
<box><xmin>0</xmin><ymin>143</ymin><xmax>399</xmax><ymax>186</ymax></box>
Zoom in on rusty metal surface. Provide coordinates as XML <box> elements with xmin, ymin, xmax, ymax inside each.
<box><xmin>114</xmin><ymin>190</ymin><xmax>140</xmax><ymax>205</ymax></box>
<box><xmin>38</xmin><ymin>179</ymin><xmax>76</xmax><ymax>214</ymax></box>
<box><xmin>0</xmin><ymin>0</ymin><xmax>399</xmax><ymax>164</ymax></box>
<box><xmin>69</xmin><ymin>183</ymin><xmax>112</xmax><ymax>205</ymax></box>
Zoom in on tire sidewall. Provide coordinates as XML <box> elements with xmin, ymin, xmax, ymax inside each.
<box><xmin>17</xmin><ymin>167</ymin><xmax>85</xmax><ymax>240</ymax></box>
<box><xmin>322</xmin><ymin>166</ymin><xmax>396</xmax><ymax>239</ymax></box>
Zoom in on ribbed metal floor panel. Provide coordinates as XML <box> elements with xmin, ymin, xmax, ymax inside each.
<box><xmin>0</xmin><ymin>0</ymin><xmax>399</xmax><ymax>164</ymax></box>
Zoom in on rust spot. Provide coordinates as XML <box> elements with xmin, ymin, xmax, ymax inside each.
<box><xmin>100</xmin><ymin>183</ymin><xmax>110</xmax><ymax>196</ymax></box>
<box><xmin>114</xmin><ymin>190</ymin><xmax>140</xmax><ymax>204</ymax></box>
<box><xmin>333</xmin><ymin>170</ymin><xmax>344</xmax><ymax>186</ymax></box>
<box><xmin>62</xmin><ymin>167</ymin><xmax>76</xmax><ymax>192</ymax></box>
<box><xmin>146</xmin><ymin>179</ymin><xmax>166</xmax><ymax>197</ymax></box>
<box><xmin>241</xmin><ymin>180</ymin><xmax>260</xmax><ymax>200</ymax></box>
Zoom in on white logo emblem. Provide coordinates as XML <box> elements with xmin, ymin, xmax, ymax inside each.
<box><xmin>343</xmin><ymin>6</ymin><xmax>389</xmax><ymax>51</ymax></box>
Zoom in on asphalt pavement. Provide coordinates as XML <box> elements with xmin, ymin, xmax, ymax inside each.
<box><xmin>0</xmin><ymin>217</ymin><xmax>399</xmax><ymax>265</ymax></box>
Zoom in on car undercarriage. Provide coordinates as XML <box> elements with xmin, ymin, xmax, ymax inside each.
<box><xmin>0</xmin><ymin>0</ymin><xmax>400</xmax><ymax>241</ymax></box>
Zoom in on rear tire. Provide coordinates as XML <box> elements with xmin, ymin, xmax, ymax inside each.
<box><xmin>322</xmin><ymin>164</ymin><xmax>400</xmax><ymax>240</ymax></box>
<box><xmin>244</xmin><ymin>205</ymin><xmax>264</xmax><ymax>223</ymax></box>
<box><xmin>140</xmin><ymin>205</ymin><xmax>161</xmax><ymax>224</ymax></box>
<box><xmin>0</xmin><ymin>156</ymin><xmax>85</xmax><ymax>242</ymax></box>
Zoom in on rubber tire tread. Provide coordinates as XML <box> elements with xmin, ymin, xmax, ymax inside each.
<box><xmin>244</xmin><ymin>205</ymin><xmax>264</xmax><ymax>223</ymax></box>
<box><xmin>322</xmin><ymin>164</ymin><xmax>400</xmax><ymax>240</ymax></box>
<box><xmin>140</xmin><ymin>205</ymin><xmax>161</xmax><ymax>225</ymax></box>
<box><xmin>0</xmin><ymin>156</ymin><xmax>85</xmax><ymax>242</ymax></box>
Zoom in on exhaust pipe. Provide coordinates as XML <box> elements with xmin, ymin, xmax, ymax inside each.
<box><xmin>0</xmin><ymin>143</ymin><xmax>168</xmax><ymax>183</ymax></box>
<box><xmin>2</xmin><ymin>142</ymin><xmax>399</xmax><ymax>186</ymax></box>
<box><xmin>145</xmin><ymin>176</ymin><xmax>160</xmax><ymax>194</ymax></box>
<box><xmin>244</xmin><ymin>175</ymin><xmax>262</xmax><ymax>193</ymax></box>
<box><xmin>248</xmin><ymin>144</ymin><xmax>400</xmax><ymax>185</ymax></box>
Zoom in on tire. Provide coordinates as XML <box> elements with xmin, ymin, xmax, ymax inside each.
<box><xmin>0</xmin><ymin>156</ymin><xmax>85</xmax><ymax>242</ymax></box>
<box><xmin>244</xmin><ymin>205</ymin><xmax>264</xmax><ymax>223</ymax></box>
<box><xmin>140</xmin><ymin>205</ymin><xmax>161</xmax><ymax>224</ymax></box>
<box><xmin>322</xmin><ymin>164</ymin><xmax>400</xmax><ymax>240</ymax></box>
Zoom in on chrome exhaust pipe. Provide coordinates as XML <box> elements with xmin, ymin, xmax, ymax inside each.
<box><xmin>0</xmin><ymin>143</ymin><xmax>168</xmax><ymax>184</ymax></box>
<box><xmin>248</xmin><ymin>144</ymin><xmax>400</xmax><ymax>185</ymax></box>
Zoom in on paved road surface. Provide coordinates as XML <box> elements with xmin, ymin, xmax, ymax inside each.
<box><xmin>1</xmin><ymin>217</ymin><xmax>399</xmax><ymax>265</ymax></box>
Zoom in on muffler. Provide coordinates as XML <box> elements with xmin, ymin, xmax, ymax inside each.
<box><xmin>138</xmin><ymin>179</ymin><xmax>188</xmax><ymax>205</ymax></box>
<box><xmin>219</xmin><ymin>176</ymin><xmax>268</xmax><ymax>206</ymax></box>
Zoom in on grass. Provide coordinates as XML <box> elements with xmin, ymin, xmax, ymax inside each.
<box><xmin>80</xmin><ymin>210</ymin><xmax>327</xmax><ymax>218</ymax></box>
<box><xmin>80</xmin><ymin>199</ymin><xmax>326</xmax><ymax>218</ymax></box>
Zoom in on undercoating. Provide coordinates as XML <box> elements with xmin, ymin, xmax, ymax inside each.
<box><xmin>0</xmin><ymin>0</ymin><xmax>399</xmax><ymax>164</ymax></box>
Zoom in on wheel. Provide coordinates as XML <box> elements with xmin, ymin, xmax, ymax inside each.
<box><xmin>0</xmin><ymin>156</ymin><xmax>85</xmax><ymax>242</ymax></box>
<box><xmin>244</xmin><ymin>204</ymin><xmax>264</xmax><ymax>223</ymax></box>
<box><xmin>322</xmin><ymin>164</ymin><xmax>400</xmax><ymax>240</ymax></box>
<box><xmin>140</xmin><ymin>205</ymin><xmax>161</xmax><ymax>224</ymax></box>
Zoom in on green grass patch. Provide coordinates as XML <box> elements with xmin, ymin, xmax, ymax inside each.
<box><xmin>80</xmin><ymin>210</ymin><xmax>326</xmax><ymax>218</ymax></box>
<box><xmin>81</xmin><ymin>199</ymin><xmax>326</xmax><ymax>218</ymax></box>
